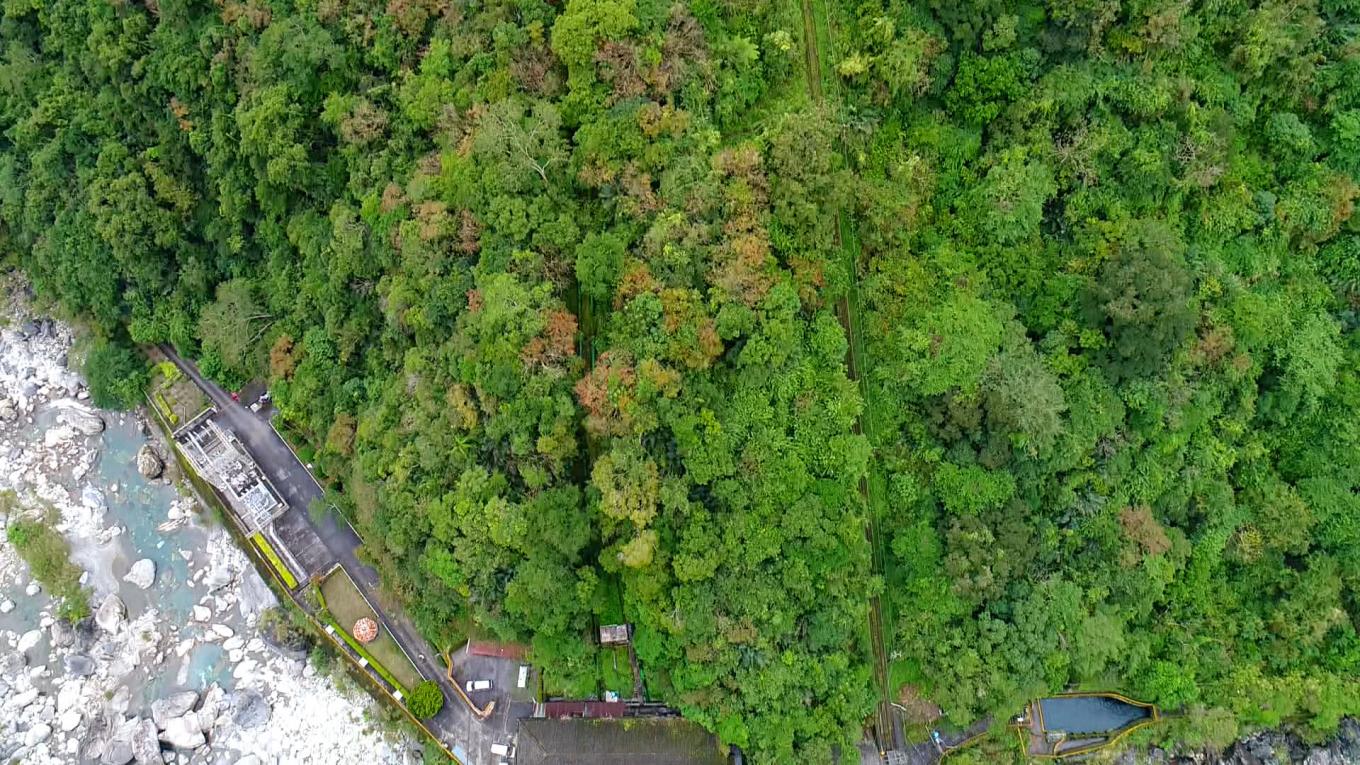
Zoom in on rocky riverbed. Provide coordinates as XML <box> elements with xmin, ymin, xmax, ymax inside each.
<box><xmin>1114</xmin><ymin>721</ymin><xmax>1360</xmax><ymax>765</ymax></box>
<box><xmin>0</xmin><ymin>294</ymin><xmax>415</xmax><ymax>763</ymax></box>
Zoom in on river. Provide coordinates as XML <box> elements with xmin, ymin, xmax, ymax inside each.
<box><xmin>0</xmin><ymin>288</ymin><xmax>415</xmax><ymax>764</ymax></box>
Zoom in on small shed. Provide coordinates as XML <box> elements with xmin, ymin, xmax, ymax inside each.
<box><xmin>599</xmin><ymin>623</ymin><xmax>631</xmax><ymax>645</ymax></box>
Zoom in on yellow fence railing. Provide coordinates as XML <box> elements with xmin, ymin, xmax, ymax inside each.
<box><xmin>1021</xmin><ymin>692</ymin><xmax>1160</xmax><ymax>760</ymax></box>
<box><xmin>249</xmin><ymin>531</ymin><xmax>299</xmax><ymax>589</ymax></box>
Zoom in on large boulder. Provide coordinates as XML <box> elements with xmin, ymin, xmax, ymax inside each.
<box><xmin>101</xmin><ymin>737</ymin><xmax>135</xmax><ymax>765</ymax></box>
<box><xmin>23</xmin><ymin>722</ymin><xmax>52</xmax><ymax>747</ymax></box>
<box><xmin>64</xmin><ymin>654</ymin><xmax>96</xmax><ymax>677</ymax></box>
<box><xmin>135</xmin><ymin>446</ymin><xmax>164</xmax><ymax>480</ymax></box>
<box><xmin>11</xmin><ymin>687</ymin><xmax>38</xmax><ymax>711</ymax></box>
<box><xmin>81</xmin><ymin>485</ymin><xmax>107</xmax><ymax>512</ymax></box>
<box><xmin>56</xmin><ymin>678</ymin><xmax>83</xmax><ymax>712</ymax></box>
<box><xmin>0</xmin><ymin>400</ymin><xmax>16</xmax><ymax>422</ymax></box>
<box><xmin>130</xmin><ymin>718</ymin><xmax>163</xmax><ymax>765</ymax></box>
<box><xmin>202</xmin><ymin>565</ymin><xmax>234</xmax><ymax>593</ymax></box>
<box><xmin>16</xmin><ymin>629</ymin><xmax>42</xmax><ymax>653</ymax></box>
<box><xmin>96</xmin><ymin>594</ymin><xmax>126</xmax><ymax>633</ymax></box>
<box><xmin>3</xmin><ymin>651</ymin><xmax>27</xmax><ymax>676</ymax></box>
<box><xmin>50</xmin><ymin>618</ymin><xmax>75</xmax><ymax>649</ymax></box>
<box><xmin>124</xmin><ymin>559</ymin><xmax>156</xmax><ymax>590</ymax></box>
<box><xmin>62</xmin><ymin>407</ymin><xmax>105</xmax><ymax>435</ymax></box>
<box><xmin>230</xmin><ymin>690</ymin><xmax>271</xmax><ymax>729</ymax></box>
<box><xmin>157</xmin><ymin>714</ymin><xmax>204</xmax><ymax>750</ymax></box>
<box><xmin>150</xmin><ymin>691</ymin><xmax>198</xmax><ymax>730</ymax></box>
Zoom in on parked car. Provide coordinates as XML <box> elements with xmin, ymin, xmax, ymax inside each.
<box><xmin>465</xmin><ymin>679</ymin><xmax>492</xmax><ymax>692</ymax></box>
<box><xmin>490</xmin><ymin>743</ymin><xmax>514</xmax><ymax>757</ymax></box>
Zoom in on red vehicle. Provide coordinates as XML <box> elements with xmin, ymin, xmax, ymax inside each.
<box><xmin>230</xmin><ymin>391</ymin><xmax>240</xmax><ymax>402</ymax></box>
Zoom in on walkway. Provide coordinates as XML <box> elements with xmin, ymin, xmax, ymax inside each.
<box><xmin>159</xmin><ymin>346</ymin><xmax>527</xmax><ymax>765</ymax></box>
<box><xmin>794</xmin><ymin>0</ymin><xmax>899</xmax><ymax>754</ymax></box>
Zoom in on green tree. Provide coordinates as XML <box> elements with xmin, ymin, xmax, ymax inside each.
<box><xmin>82</xmin><ymin>338</ymin><xmax>146</xmax><ymax>410</ymax></box>
<box><xmin>576</xmin><ymin>232</ymin><xmax>627</xmax><ymax>300</ymax></box>
<box><xmin>198</xmin><ymin>278</ymin><xmax>272</xmax><ymax>376</ymax></box>
<box><xmin>1083</xmin><ymin>220</ymin><xmax>1198</xmax><ymax>380</ymax></box>
<box><xmin>408</xmin><ymin>680</ymin><xmax>445</xmax><ymax>719</ymax></box>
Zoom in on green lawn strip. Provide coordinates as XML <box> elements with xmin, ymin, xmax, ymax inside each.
<box><xmin>153</xmin><ymin>391</ymin><xmax>178</xmax><ymax>425</ymax></box>
<box><xmin>318</xmin><ymin>572</ymin><xmax>424</xmax><ymax>691</ymax></box>
<box><xmin>807</xmin><ymin>0</ymin><xmax>839</xmax><ymax>100</ymax></box>
<box><xmin>249</xmin><ymin>532</ymin><xmax>298</xmax><ymax>589</ymax></box>
<box><xmin>866</xmin><ymin>466</ymin><xmax>896</xmax><ymax>633</ymax></box>
<box><xmin>596</xmin><ymin>574</ymin><xmax>625</xmax><ymax>624</ymax></box>
<box><xmin>324</xmin><ymin>612</ymin><xmax>411</xmax><ymax>696</ymax></box>
<box><xmin>598</xmin><ymin>646</ymin><xmax>632</xmax><ymax>697</ymax></box>
<box><xmin>542</xmin><ymin>649</ymin><xmax>603</xmax><ymax>700</ymax></box>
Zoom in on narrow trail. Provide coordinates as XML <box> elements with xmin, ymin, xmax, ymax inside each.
<box><xmin>796</xmin><ymin>0</ymin><xmax>899</xmax><ymax>754</ymax></box>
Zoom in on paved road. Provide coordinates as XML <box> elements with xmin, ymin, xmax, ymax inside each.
<box><xmin>160</xmin><ymin>346</ymin><xmax>519</xmax><ymax>764</ymax></box>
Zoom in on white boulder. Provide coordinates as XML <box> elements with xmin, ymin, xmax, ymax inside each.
<box><xmin>203</xmin><ymin>565</ymin><xmax>234</xmax><ymax>592</ymax></box>
<box><xmin>16</xmin><ymin>629</ymin><xmax>42</xmax><ymax>653</ymax></box>
<box><xmin>151</xmin><ymin>691</ymin><xmax>198</xmax><ymax>729</ymax></box>
<box><xmin>11</xmin><ymin>688</ymin><xmax>39</xmax><ymax>711</ymax></box>
<box><xmin>101</xmin><ymin>737</ymin><xmax>135</xmax><ymax>765</ymax></box>
<box><xmin>62</xmin><ymin>407</ymin><xmax>105</xmax><ymax>435</ymax></box>
<box><xmin>130</xmin><ymin>718</ymin><xmax>164</xmax><ymax>765</ymax></box>
<box><xmin>23</xmin><ymin>722</ymin><xmax>52</xmax><ymax>747</ymax></box>
<box><xmin>96</xmin><ymin>594</ymin><xmax>126</xmax><ymax>633</ymax></box>
<box><xmin>136</xmin><ymin>445</ymin><xmax>164</xmax><ymax>479</ymax></box>
<box><xmin>158</xmin><ymin>714</ymin><xmax>205</xmax><ymax>750</ymax></box>
<box><xmin>81</xmin><ymin>485</ymin><xmax>106</xmax><ymax>512</ymax></box>
<box><xmin>124</xmin><ymin>559</ymin><xmax>156</xmax><ymax>590</ymax></box>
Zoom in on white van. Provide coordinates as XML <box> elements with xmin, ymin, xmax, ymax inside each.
<box><xmin>465</xmin><ymin>679</ymin><xmax>492</xmax><ymax>692</ymax></box>
<box><xmin>490</xmin><ymin>743</ymin><xmax>514</xmax><ymax>756</ymax></box>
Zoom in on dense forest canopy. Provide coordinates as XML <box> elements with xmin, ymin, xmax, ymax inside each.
<box><xmin>1</xmin><ymin>0</ymin><xmax>1358</xmax><ymax>760</ymax></box>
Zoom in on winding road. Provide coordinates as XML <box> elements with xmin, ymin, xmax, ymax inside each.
<box><xmin>160</xmin><ymin>346</ymin><xmax>523</xmax><ymax>765</ymax></box>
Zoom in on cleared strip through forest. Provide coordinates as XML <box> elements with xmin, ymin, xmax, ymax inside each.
<box><xmin>796</xmin><ymin>0</ymin><xmax>900</xmax><ymax>753</ymax></box>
